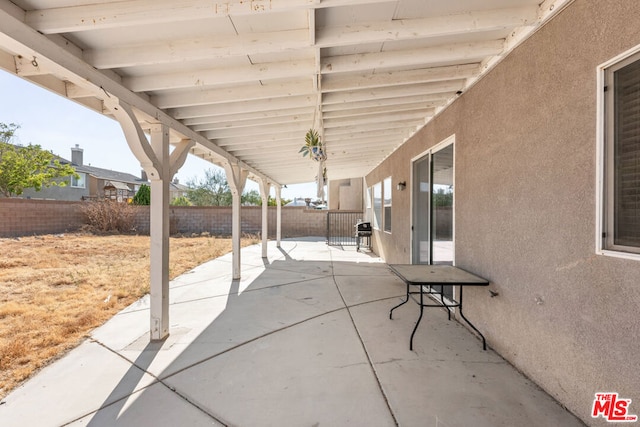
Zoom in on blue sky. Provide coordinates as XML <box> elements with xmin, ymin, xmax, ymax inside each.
<box><xmin>0</xmin><ymin>70</ymin><xmax>316</xmax><ymax>200</ymax></box>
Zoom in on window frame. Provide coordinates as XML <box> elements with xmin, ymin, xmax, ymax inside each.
<box><xmin>70</xmin><ymin>172</ymin><xmax>86</xmax><ymax>189</ymax></box>
<box><xmin>373</xmin><ymin>182</ymin><xmax>382</xmax><ymax>230</ymax></box>
<box><xmin>596</xmin><ymin>45</ymin><xmax>640</xmax><ymax>261</ymax></box>
<box><xmin>365</xmin><ymin>185</ymin><xmax>372</xmax><ymax>222</ymax></box>
<box><xmin>383</xmin><ymin>177</ymin><xmax>392</xmax><ymax>233</ymax></box>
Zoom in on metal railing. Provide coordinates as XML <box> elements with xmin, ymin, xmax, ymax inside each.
<box><xmin>326</xmin><ymin>211</ymin><xmax>364</xmax><ymax>246</ymax></box>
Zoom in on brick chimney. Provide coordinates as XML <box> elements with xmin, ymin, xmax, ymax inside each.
<box><xmin>71</xmin><ymin>144</ymin><xmax>83</xmax><ymax>166</ymax></box>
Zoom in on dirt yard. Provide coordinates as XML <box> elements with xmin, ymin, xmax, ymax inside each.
<box><xmin>0</xmin><ymin>232</ymin><xmax>259</xmax><ymax>399</ymax></box>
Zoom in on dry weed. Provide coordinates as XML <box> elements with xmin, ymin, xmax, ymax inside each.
<box><xmin>0</xmin><ymin>232</ymin><xmax>259</xmax><ymax>398</ymax></box>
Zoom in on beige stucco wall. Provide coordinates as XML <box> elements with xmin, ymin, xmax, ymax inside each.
<box><xmin>328</xmin><ymin>178</ymin><xmax>364</xmax><ymax>210</ymax></box>
<box><xmin>365</xmin><ymin>1</ymin><xmax>640</xmax><ymax>425</ymax></box>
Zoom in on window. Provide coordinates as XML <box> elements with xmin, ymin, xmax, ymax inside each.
<box><xmin>365</xmin><ymin>186</ymin><xmax>372</xmax><ymax>222</ymax></box>
<box><xmin>383</xmin><ymin>177</ymin><xmax>392</xmax><ymax>232</ymax></box>
<box><xmin>71</xmin><ymin>172</ymin><xmax>86</xmax><ymax>188</ymax></box>
<box><xmin>600</xmin><ymin>48</ymin><xmax>640</xmax><ymax>257</ymax></box>
<box><xmin>373</xmin><ymin>183</ymin><xmax>382</xmax><ymax>230</ymax></box>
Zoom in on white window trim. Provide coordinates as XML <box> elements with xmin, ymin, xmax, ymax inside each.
<box><xmin>596</xmin><ymin>44</ymin><xmax>640</xmax><ymax>261</ymax></box>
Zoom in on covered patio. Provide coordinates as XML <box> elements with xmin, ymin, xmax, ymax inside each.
<box><xmin>3</xmin><ymin>1</ymin><xmax>638</xmax><ymax>425</ymax></box>
<box><xmin>0</xmin><ymin>239</ymin><xmax>583</xmax><ymax>426</ymax></box>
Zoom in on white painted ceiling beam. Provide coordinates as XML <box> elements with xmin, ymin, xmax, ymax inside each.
<box><xmin>85</xmin><ymin>30</ymin><xmax>311</xmax><ymax>69</ymax></box>
<box><xmin>325</xmin><ymin>124</ymin><xmax>422</xmax><ymax>140</ymax></box>
<box><xmin>315</xmin><ymin>6</ymin><xmax>537</xmax><ymax>48</ymax></box>
<box><xmin>321</xmin><ymin>64</ymin><xmax>479</xmax><ymax>93</ymax></box>
<box><xmin>325</xmin><ymin>125</ymin><xmax>415</xmax><ymax>138</ymax></box>
<box><xmin>26</xmin><ymin>0</ymin><xmax>400</xmax><ymax>35</ymax></box>
<box><xmin>321</xmin><ymin>40</ymin><xmax>504</xmax><ymax>74</ymax></box>
<box><xmin>235</xmin><ymin>153</ymin><xmax>317</xmax><ymax>164</ymax></box>
<box><xmin>0</xmin><ymin>49</ymin><xmax>14</xmax><ymax>72</ymax></box>
<box><xmin>124</xmin><ymin>59</ymin><xmax>316</xmax><ymax>92</ymax></box>
<box><xmin>322</xmin><ymin>81</ymin><xmax>464</xmax><ymax>104</ymax></box>
<box><xmin>181</xmin><ymin>107</ymin><xmax>315</xmax><ymax>126</ymax></box>
<box><xmin>170</xmin><ymin>95</ymin><xmax>316</xmax><ymax>119</ymax></box>
<box><xmin>323</xmin><ymin>102</ymin><xmax>439</xmax><ymax>120</ymax></box>
<box><xmin>326</xmin><ymin>139</ymin><xmax>404</xmax><ymax>151</ymax></box>
<box><xmin>205</xmin><ymin>123</ymin><xmax>310</xmax><ymax>140</ymax></box>
<box><xmin>192</xmin><ymin>113</ymin><xmax>314</xmax><ymax>132</ymax></box>
<box><xmin>329</xmin><ymin>139</ymin><xmax>402</xmax><ymax>148</ymax></box>
<box><xmin>152</xmin><ymin>80</ymin><xmax>314</xmax><ymax>109</ymax></box>
<box><xmin>324</xmin><ymin>128</ymin><xmax>410</xmax><ymax>140</ymax></box>
<box><xmin>0</xmin><ymin>3</ymin><xmax>278</xmax><ymax>186</ymax></box>
<box><xmin>324</xmin><ymin>111</ymin><xmax>432</xmax><ymax>128</ymax></box>
<box><xmin>327</xmin><ymin>152</ymin><xmax>394</xmax><ymax>162</ymax></box>
<box><xmin>322</xmin><ymin>92</ymin><xmax>453</xmax><ymax>111</ymax></box>
<box><xmin>229</xmin><ymin>144</ymin><xmax>299</xmax><ymax>155</ymax></box>
<box><xmin>215</xmin><ymin>133</ymin><xmax>303</xmax><ymax>147</ymax></box>
<box><xmin>25</xmin><ymin>0</ymin><xmax>316</xmax><ymax>34</ymax></box>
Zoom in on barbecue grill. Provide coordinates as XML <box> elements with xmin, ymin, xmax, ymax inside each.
<box><xmin>355</xmin><ymin>220</ymin><xmax>372</xmax><ymax>251</ymax></box>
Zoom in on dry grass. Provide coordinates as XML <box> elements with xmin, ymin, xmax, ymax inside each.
<box><xmin>0</xmin><ymin>232</ymin><xmax>259</xmax><ymax>399</ymax></box>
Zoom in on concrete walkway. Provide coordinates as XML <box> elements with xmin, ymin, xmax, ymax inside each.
<box><xmin>0</xmin><ymin>238</ymin><xmax>584</xmax><ymax>427</ymax></box>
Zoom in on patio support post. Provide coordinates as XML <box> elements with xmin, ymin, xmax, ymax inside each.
<box><xmin>106</xmin><ymin>98</ymin><xmax>193</xmax><ymax>341</ymax></box>
<box><xmin>224</xmin><ymin>162</ymin><xmax>248</xmax><ymax>280</ymax></box>
<box><xmin>259</xmin><ymin>178</ymin><xmax>271</xmax><ymax>258</ymax></box>
<box><xmin>275</xmin><ymin>185</ymin><xmax>282</xmax><ymax>247</ymax></box>
<box><xmin>148</xmin><ymin>124</ymin><xmax>171</xmax><ymax>340</ymax></box>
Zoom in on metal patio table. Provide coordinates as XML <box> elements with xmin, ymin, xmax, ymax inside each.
<box><xmin>389</xmin><ymin>264</ymin><xmax>490</xmax><ymax>351</ymax></box>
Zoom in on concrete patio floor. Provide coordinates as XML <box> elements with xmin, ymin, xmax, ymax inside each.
<box><xmin>0</xmin><ymin>238</ymin><xmax>585</xmax><ymax>427</ymax></box>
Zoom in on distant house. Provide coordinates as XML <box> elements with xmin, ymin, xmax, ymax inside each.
<box><xmin>169</xmin><ymin>179</ymin><xmax>189</xmax><ymax>201</ymax></box>
<box><xmin>21</xmin><ymin>144</ymin><xmax>148</xmax><ymax>202</ymax></box>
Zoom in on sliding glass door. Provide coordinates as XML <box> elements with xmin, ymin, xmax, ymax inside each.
<box><xmin>412</xmin><ymin>141</ymin><xmax>454</xmax><ymax>298</ymax></box>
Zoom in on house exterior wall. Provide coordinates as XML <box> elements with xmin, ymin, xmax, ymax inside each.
<box><xmin>20</xmin><ymin>175</ymin><xmax>89</xmax><ymax>201</ymax></box>
<box><xmin>365</xmin><ymin>1</ymin><xmax>640</xmax><ymax>425</ymax></box>
<box><xmin>329</xmin><ymin>178</ymin><xmax>363</xmax><ymax>210</ymax></box>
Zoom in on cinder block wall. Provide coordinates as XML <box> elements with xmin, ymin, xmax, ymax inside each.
<box><xmin>0</xmin><ymin>198</ymin><xmax>85</xmax><ymax>236</ymax></box>
<box><xmin>0</xmin><ymin>199</ymin><xmax>331</xmax><ymax>238</ymax></box>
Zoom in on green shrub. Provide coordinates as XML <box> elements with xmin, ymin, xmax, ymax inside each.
<box><xmin>171</xmin><ymin>195</ymin><xmax>192</xmax><ymax>206</ymax></box>
<box><xmin>133</xmin><ymin>184</ymin><xmax>151</xmax><ymax>205</ymax></box>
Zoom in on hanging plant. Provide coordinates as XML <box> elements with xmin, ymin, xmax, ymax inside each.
<box><xmin>299</xmin><ymin>128</ymin><xmax>326</xmax><ymax>162</ymax></box>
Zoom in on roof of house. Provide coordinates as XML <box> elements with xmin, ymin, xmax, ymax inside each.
<box><xmin>52</xmin><ymin>152</ymin><xmax>146</xmax><ymax>186</ymax></box>
<box><xmin>76</xmin><ymin>164</ymin><xmax>147</xmax><ymax>185</ymax></box>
